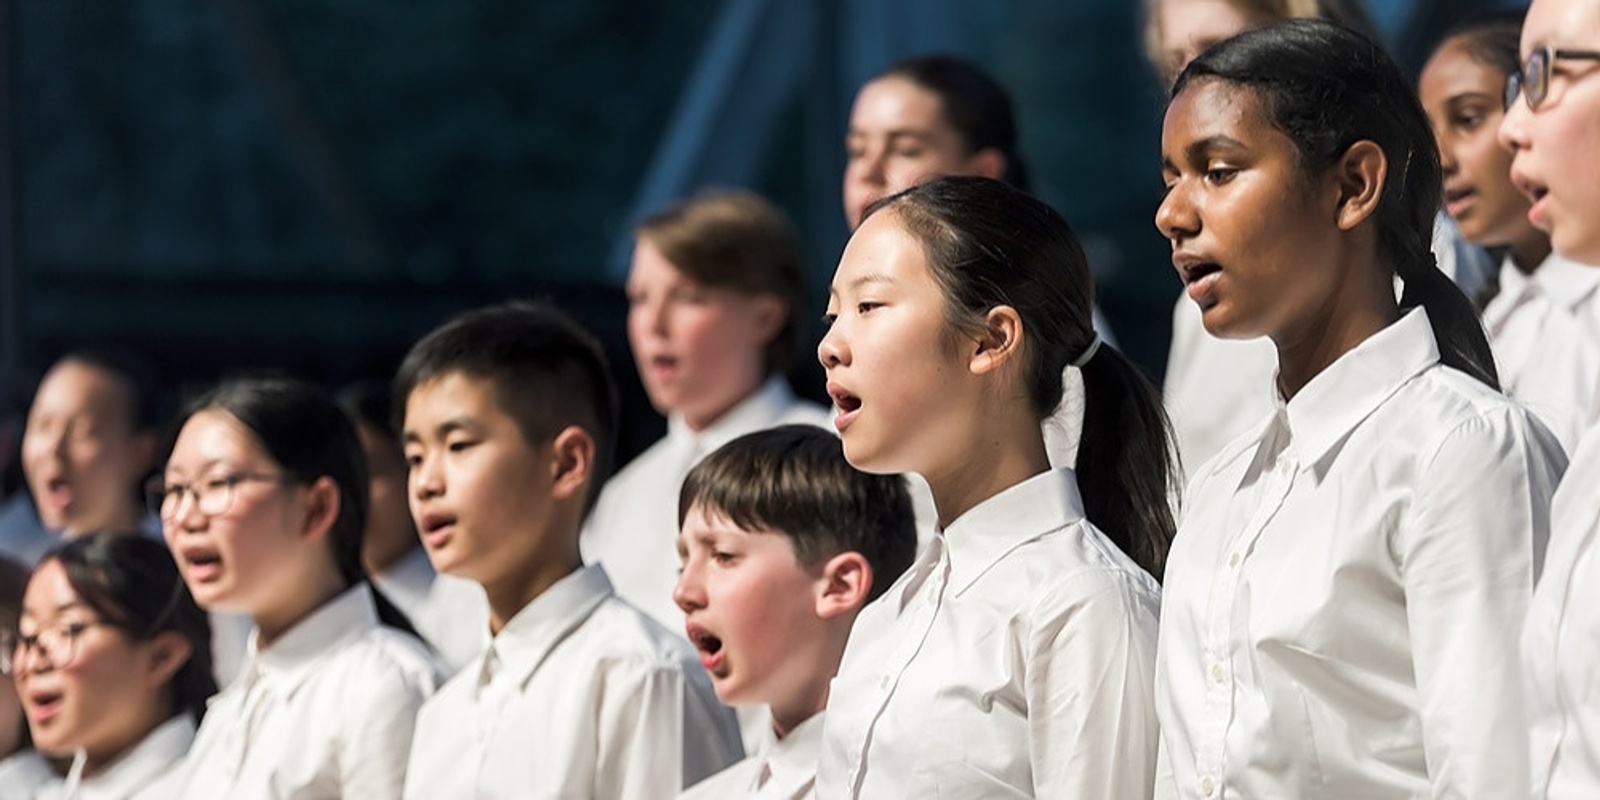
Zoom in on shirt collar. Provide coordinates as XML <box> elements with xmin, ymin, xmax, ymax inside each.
<box><xmin>943</xmin><ymin>468</ymin><xmax>1087</xmax><ymax>595</ymax></box>
<box><xmin>63</xmin><ymin>714</ymin><xmax>195</xmax><ymax>799</ymax></box>
<box><xmin>242</xmin><ymin>583</ymin><xmax>381</xmax><ymax>698</ymax></box>
<box><xmin>371</xmin><ymin>546</ymin><xmax>435</xmax><ymax>611</ymax></box>
<box><xmin>666</xmin><ymin>377</ymin><xmax>798</xmax><ymax>457</ymax></box>
<box><xmin>1276</xmin><ymin>307</ymin><xmax>1439</xmax><ymax>469</ymax></box>
<box><xmin>753</xmin><ymin>712</ymin><xmax>824</xmax><ymax>795</ymax></box>
<box><xmin>477</xmin><ymin>564</ymin><xmax>613</xmax><ymax>694</ymax></box>
<box><xmin>1533</xmin><ymin>253</ymin><xmax>1600</xmax><ymax>311</ymax></box>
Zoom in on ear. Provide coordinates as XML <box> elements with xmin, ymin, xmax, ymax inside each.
<box><xmin>966</xmin><ymin>147</ymin><xmax>1008</xmax><ymax>182</ymax></box>
<box><xmin>300</xmin><ymin>476</ymin><xmax>341</xmax><ymax>542</ymax></box>
<box><xmin>547</xmin><ymin>426</ymin><xmax>596</xmax><ymax>503</ymax></box>
<box><xmin>747</xmin><ymin>294</ymin><xmax>788</xmax><ymax>348</ymax></box>
<box><xmin>968</xmin><ymin>305</ymin><xmax>1025</xmax><ymax>376</ymax></box>
<box><xmin>814</xmin><ymin>551</ymin><xmax>872</xmax><ymax>620</ymax></box>
<box><xmin>1334</xmin><ymin>140</ymin><xmax>1387</xmax><ymax>232</ymax></box>
<box><xmin>140</xmin><ymin>630</ymin><xmax>194</xmax><ymax>690</ymax></box>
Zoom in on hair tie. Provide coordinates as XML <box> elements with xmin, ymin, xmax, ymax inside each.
<box><xmin>1070</xmin><ymin>334</ymin><xmax>1102</xmax><ymax>369</ymax></box>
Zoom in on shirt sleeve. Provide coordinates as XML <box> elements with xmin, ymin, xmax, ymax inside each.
<box><xmin>1026</xmin><ymin>569</ymin><xmax>1161</xmax><ymax>800</ymax></box>
<box><xmin>1401</xmin><ymin>409</ymin><xmax>1562</xmax><ymax>799</ymax></box>
<box><xmin>594</xmin><ymin>658</ymin><xmax>734</xmax><ymax>800</ymax></box>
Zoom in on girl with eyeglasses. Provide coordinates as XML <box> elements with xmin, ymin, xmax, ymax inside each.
<box><xmin>1153</xmin><ymin>20</ymin><xmax>1564</xmax><ymax>798</ymax></box>
<box><xmin>1500</xmin><ymin>1</ymin><xmax>1600</xmax><ymax>797</ymax></box>
<box><xmin>1420</xmin><ymin>12</ymin><xmax>1600</xmax><ymax>454</ymax></box>
<box><xmin>8</xmin><ymin>533</ymin><xmax>214</xmax><ymax>799</ymax></box>
<box><xmin>0</xmin><ymin>554</ymin><xmax>51</xmax><ymax>799</ymax></box>
<box><xmin>155</xmin><ymin>377</ymin><xmax>437</xmax><ymax>798</ymax></box>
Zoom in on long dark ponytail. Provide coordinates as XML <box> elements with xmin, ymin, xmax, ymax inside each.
<box><xmin>1175</xmin><ymin>20</ymin><xmax>1499</xmax><ymax>390</ymax></box>
<box><xmin>876</xmin><ymin>176</ymin><xmax>1176</xmax><ymax>579</ymax></box>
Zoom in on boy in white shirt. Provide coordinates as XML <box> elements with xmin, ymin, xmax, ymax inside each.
<box><xmin>398</xmin><ymin>302</ymin><xmax>743</xmax><ymax>799</ymax></box>
<box><xmin>675</xmin><ymin>425</ymin><xmax>917</xmax><ymax>800</ymax></box>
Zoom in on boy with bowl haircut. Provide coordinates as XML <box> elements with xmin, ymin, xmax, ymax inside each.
<box><xmin>674</xmin><ymin>424</ymin><xmax>917</xmax><ymax>799</ymax></box>
<box><xmin>397</xmin><ymin>301</ymin><xmax>742</xmax><ymax>799</ymax></box>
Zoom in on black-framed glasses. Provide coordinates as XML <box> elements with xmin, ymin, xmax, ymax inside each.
<box><xmin>144</xmin><ymin>472</ymin><xmax>290</xmax><ymax>520</ymax></box>
<box><xmin>1506</xmin><ymin>46</ymin><xmax>1600</xmax><ymax>110</ymax></box>
<box><xmin>0</xmin><ymin>620</ymin><xmax>108</xmax><ymax>675</ymax></box>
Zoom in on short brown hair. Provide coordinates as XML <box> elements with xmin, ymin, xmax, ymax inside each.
<box><xmin>635</xmin><ymin>190</ymin><xmax>806</xmax><ymax>374</ymax></box>
<box><xmin>678</xmin><ymin>425</ymin><xmax>916</xmax><ymax>603</ymax></box>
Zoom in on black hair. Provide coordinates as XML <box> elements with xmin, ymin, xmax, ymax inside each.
<box><xmin>878</xmin><ymin>54</ymin><xmax>1032</xmax><ymax>193</ymax></box>
<box><xmin>336</xmin><ymin>380</ymin><xmax>396</xmax><ymax>441</ymax></box>
<box><xmin>175</xmin><ymin>377</ymin><xmax>418</xmax><ymax>635</ymax></box>
<box><xmin>679</xmin><ymin>424</ymin><xmax>918</xmax><ymax>602</ymax></box>
<box><xmin>867</xmin><ymin>175</ymin><xmax>1176</xmax><ymax>580</ymax></box>
<box><xmin>41</xmin><ymin>533</ymin><xmax>217</xmax><ymax>725</ymax></box>
<box><xmin>1174</xmin><ymin>19</ymin><xmax>1500</xmax><ymax>390</ymax></box>
<box><xmin>393</xmin><ymin>301</ymin><xmax>620</xmax><ymax>513</ymax></box>
<box><xmin>0</xmin><ymin>554</ymin><xmax>29</xmax><ymax>749</ymax></box>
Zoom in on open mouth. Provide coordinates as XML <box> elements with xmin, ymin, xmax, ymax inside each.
<box><xmin>685</xmin><ymin>622</ymin><xmax>725</xmax><ymax>673</ymax></box>
<box><xmin>828</xmin><ymin>385</ymin><xmax>862</xmax><ymax>413</ymax></box>
<box><xmin>1183</xmin><ymin>262</ymin><xmax>1221</xmax><ymax>285</ymax></box>
<box><xmin>25</xmin><ymin>688</ymin><xmax>64</xmax><ymax>722</ymax></box>
<box><xmin>177</xmin><ymin>546</ymin><xmax>224</xmax><ymax>582</ymax></box>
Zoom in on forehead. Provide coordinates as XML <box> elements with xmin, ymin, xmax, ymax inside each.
<box><xmin>1525</xmin><ymin>0</ymin><xmax>1600</xmax><ymax>49</ymax></box>
<box><xmin>1419</xmin><ymin>38</ymin><xmax>1503</xmax><ymax>103</ymax></box>
<box><xmin>833</xmin><ymin>210</ymin><xmax>932</xmax><ymax>287</ymax></box>
<box><xmin>21</xmin><ymin>560</ymin><xmax>83</xmax><ymax>616</ymax></box>
<box><xmin>1159</xmin><ymin>0</ymin><xmax>1260</xmax><ymax>49</ymax></box>
<box><xmin>626</xmin><ymin>236</ymin><xmax>688</xmax><ymax>286</ymax></box>
<box><xmin>850</xmin><ymin>76</ymin><xmax>949</xmax><ymax>132</ymax></box>
<box><xmin>1162</xmin><ymin>78</ymin><xmax>1273</xmax><ymax>151</ymax></box>
<box><xmin>29</xmin><ymin>361</ymin><xmax>132</xmax><ymax>420</ymax></box>
<box><xmin>168</xmin><ymin>408</ymin><xmax>271</xmax><ymax>469</ymax></box>
<box><xmin>405</xmin><ymin>371</ymin><xmax>514</xmax><ymax>427</ymax></box>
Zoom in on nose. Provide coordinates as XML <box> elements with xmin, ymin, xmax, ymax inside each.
<box><xmin>630</xmin><ymin>294</ymin><xmax>668</xmax><ymax>340</ymax></box>
<box><xmin>1499</xmin><ymin>96</ymin><xmax>1531</xmax><ymax>153</ymax></box>
<box><xmin>673</xmin><ymin>558</ymin><xmax>704</xmax><ymax>613</ymax></box>
<box><xmin>818</xmin><ymin>319</ymin><xmax>848</xmax><ymax>369</ymax></box>
<box><xmin>1155</xmin><ymin>181</ymin><xmax>1199</xmax><ymax>245</ymax></box>
<box><xmin>1438</xmin><ymin>138</ymin><xmax>1459</xmax><ymax>176</ymax></box>
<box><xmin>410</xmin><ymin>455</ymin><xmax>443</xmax><ymax>502</ymax></box>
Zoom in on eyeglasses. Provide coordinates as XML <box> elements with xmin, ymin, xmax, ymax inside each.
<box><xmin>0</xmin><ymin>620</ymin><xmax>107</xmax><ymax>675</ymax></box>
<box><xmin>145</xmin><ymin>472</ymin><xmax>290</xmax><ymax>520</ymax></box>
<box><xmin>1506</xmin><ymin>46</ymin><xmax>1600</xmax><ymax>111</ymax></box>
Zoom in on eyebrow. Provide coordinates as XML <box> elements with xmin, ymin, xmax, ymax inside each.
<box><xmin>402</xmin><ymin>416</ymin><xmax>479</xmax><ymax>444</ymax></box>
<box><xmin>1162</xmin><ymin>134</ymin><xmax>1249</xmax><ymax>173</ymax></box>
<box><xmin>829</xmin><ymin>271</ymin><xmax>897</xmax><ymax>299</ymax></box>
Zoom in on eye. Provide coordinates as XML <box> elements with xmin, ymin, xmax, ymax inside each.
<box><xmin>856</xmin><ymin>301</ymin><xmax>882</xmax><ymax>315</ymax></box>
<box><xmin>447</xmin><ymin>439</ymin><xmax>476</xmax><ymax>453</ymax></box>
<box><xmin>404</xmin><ymin>452</ymin><xmax>423</xmax><ymax>468</ymax></box>
<box><xmin>199</xmin><ymin>476</ymin><xmax>233</xmax><ymax>494</ymax></box>
<box><xmin>711</xmin><ymin>550</ymin><xmax>737</xmax><ymax>565</ymax></box>
<box><xmin>1203</xmin><ymin>166</ymin><xmax>1237</xmax><ymax>185</ymax></box>
<box><xmin>821</xmin><ymin>311</ymin><xmax>838</xmax><ymax>328</ymax></box>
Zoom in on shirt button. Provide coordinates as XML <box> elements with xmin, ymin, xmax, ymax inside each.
<box><xmin>1228</xmin><ymin>552</ymin><xmax>1241</xmax><ymax>568</ymax></box>
<box><xmin>1210</xmin><ymin>663</ymin><xmax>1225</xmax><ymax>683</ymax></box>
<box><xmin>879</xmin><ymin>675</ymin><xmax>890</xmax><ymax>690</ymax></box>
<box><xmin>1201</xmin><ymin>776</ymin><xmax>1217</xmax><ymax>796</ymax></box>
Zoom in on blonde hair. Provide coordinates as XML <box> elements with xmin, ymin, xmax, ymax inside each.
<box><xmin>1141</xmin><ymin>0</ymin><xmax>1377</xmax><ymax>76</ymax></box>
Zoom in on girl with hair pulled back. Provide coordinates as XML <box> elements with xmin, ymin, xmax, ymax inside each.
<box><xmin>157</xmin><ymin>377</ymin><xmax>437</xmax><ymax>798</ymax></box>
<box><xmin>1153</xmin><ymin>19</ymin><xmax>1564</xmax><ymax>799</ymax></box>
<box><xmin>816</xmin><ymin>175</ymin><xmax>1171</xmax><ymax>797</ymax></box>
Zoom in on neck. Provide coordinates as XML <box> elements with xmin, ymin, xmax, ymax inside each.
<box><xmin>1508</xmin><ymin>230</ymin><xmax>1553</xmax><ymax>275</ymax></box>
<box><xmin>363</xmin><ymin>536</ymin><xmax>420</xmax><ymax>577</ymax></box>
<box><xmin>254</xmin><ymin>563</ymin><xmax>347</xmax><ymax>647</ymax></box>
<box><xmin>1274</xmin><ymin>262</ymin><xmax>1399</xmax><ymax>400</ymax></box>
<box><xmin>920</xmin><ymin>404</ymin><xmax>1051</xmax><ymax>528</ymax></box>
<box><xmin>81</xmin><ymin>706</ymin><xmax>176</xmax><ymax>778</ymax></box>
<box><xmin>680</xmin><ymin>373</ymin><xmax>767</xmax><ymax>433</ymax></box>
<box><xmin>483</xmin><ymin>526</ymin><xmax>584</xmax><ymax>635</ymax></box>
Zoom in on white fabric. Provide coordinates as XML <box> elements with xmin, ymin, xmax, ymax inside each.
<box><xmin>1526</xmin><ymin>425</ymin><xmax>1600</xmax><ymax>799</ymax></box>
<box><xmin>0</xmin><ymin>750</ymin><xmax>53</xmax><ymax>800</ymax></box>
<box><xmin>174</xmin><ymin>584</ymin><xmax>438</xmax><ymax>799</ymax></box>
<box><xmin>41</xmin><ymin>715</ymin><xmax>194</xmax><ymax>800</ymax></box>
<box><xmin>583</xmin><ymin>377</ymin><xmax>832</xmax><ymax>634</ymax></box>
<box><xmin>1483</xmin><ymin>254</ymin><xmax>1600</xmax><ymax>454</ymax></box>
<box><xmin>1155</xmin><ymin>309</ymin><xmax>1564</xmax><ymax>800</ymax></box>
<box><xmin>815</xmin><ymin>468</ymin><xmax>1161</xmax><ymax>799</ymax></box>
<box><xmin>679</xmin><ymin>712</ymin><xmax>822</xmax><ymax>800</ymax></box>
<box><xmin>372</xmin><ymin>545</ymin><xmax>489</xmax><ymax>674</ymax></box>
<box><xmin>403</xmin><ymin>564</ymin><xmax>742</xmax><ymax>800</ymax></box>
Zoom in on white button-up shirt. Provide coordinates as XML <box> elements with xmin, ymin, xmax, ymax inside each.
<box><xmin>403</xmin><ymin>564</ymin><xmax>742</xmax><ymax>800</ymax></box>
<box><xmin>175</xmin><ymin>583</ymin><xmax>438</xmax><ymax>799</ymax></box>
<box><xmin>815</xmin><ymin>468</ymin><xmax>1161</xmax><ymax>799</ymax></box>
<box><xmin>0</xmin><ymin>749</ymin><xmax>53</xmax><ymax>800</ymax></box>
<box><xmin>1484</xmin><ymin>254</ymin><xmax>1600</xmax><ymax>453</ymax></box>
<box><xmin>41</xmin><ymin>715</ymin><xmax>194</xmax><ymax>800</ymax></box>
<box><xmin>1526</xmin><ymin>425</ymin><xmax>1600</xmax><ymax>799</ymax></box>
<box><xmin>679</xmin><ymin>713</ymin><xmax>823</xmax><ymax>800</ymax></box>
<box><xmin>372</xmin><ymin>545</ymin><xmax>488</xmax><ymax>674</ymax></box>
<box><xmin>583</xmin><ymin>377</ymin><xmax>831</xmax><ymax>633</ymax></box>
<box><xmin>1155</xmin><ymin>309</ymin><xmax>1564</xmax><ymax>800</ymax></box>
<box><xmin>1163</xmin><ymin>297</ymin><xmax>1280</xmax><ymax>478</ymax></box>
